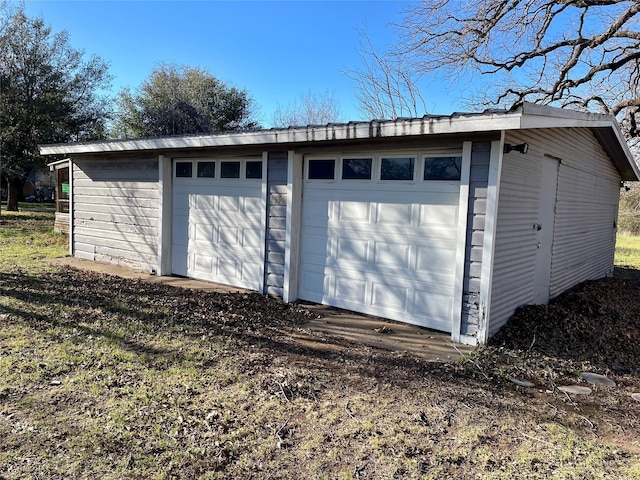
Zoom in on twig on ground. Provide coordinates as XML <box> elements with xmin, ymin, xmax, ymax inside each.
<box><xmin>560</xmin><ymin>388</ymin><xmax>580</xmax><ymax>410</ymax></box>
<box><xmin>521</xmin><ymin>432</ymin><xmax>559</xmax><ymax>449</ymax></box>
<box><xmin>274</xmin><ymin>417</ymin><xmax>290</xmax><ymax>442</ymax></box>
<box><xmin>277</xmin><ymin>381</ymin><xmax>290</xmax><ymax>403</ymax></box>
<box><xmin>345</xmin><ymin>399</ymin><xmax>358</xmax><ymax>421</ymax></box>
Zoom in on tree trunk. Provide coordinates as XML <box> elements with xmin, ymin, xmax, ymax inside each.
<box><xmin>6</xmin><ymin>177</ymin><xmax>23</xmax><ymax>211</ymax></box>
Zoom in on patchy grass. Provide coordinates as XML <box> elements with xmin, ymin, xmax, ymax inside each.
<box><xmin>0</xmin><ymin>210</ymin><xmax>68</xmax><ymax>270</ymax></box>
<box><xmin>1</xmin><ymin>202</ymin><xmax>55</xmax><ymax>211</ymax></box>
<box><xmin>0</xmin><ymin>213</ymin><xmax>639</xmax><ymax>479</ymax></box>
<box><xmin>615</xmin><ymin>235</ymin><xmax>640</xmax><ymax>269</ymax></box>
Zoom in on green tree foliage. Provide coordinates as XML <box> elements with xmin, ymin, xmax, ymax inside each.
<box><xmin>0</xmin><ymin>4</ymin><xmax>111</xmax><ymax>211</ymax></box>
<box><xmin>115</xmin><ymin>64</ymin><xmax>258</xmax><ymax>138</ymax></box>
<box><xmin>619</xmin><ymin>185</ymin><xmax>640</xmax><ymax>235</ymax></box>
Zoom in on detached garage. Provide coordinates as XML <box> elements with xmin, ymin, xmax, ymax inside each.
<box><xmin>40</xmin><ymin>103</ymin><xmax>639</xmax><ymax>345</ymax></box>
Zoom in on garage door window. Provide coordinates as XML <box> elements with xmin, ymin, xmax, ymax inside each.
<box><xmin>342</xmin><ymin>158</ymin><xmax>372</xmax><ymax>180</ymax></box>
<box><xmin>197</xmin><ymin>161</ymin><xmax>215</xmax><ymax>178</ymax></box>
<box><xmin>176</xmin><ymin>161</ymin><xmax>193</xmax><ymax>178</ymax></box>
<box><xmin>424</xmin><ymin>156</ymin><xmax>462</xmax><ymax>181</ymax></box>
<box><xmin>381</xmin><ymin>157</ymin><xmax>415</xmax><ymax>180</ymax></box>
<box><xmin>308</xmin><ymin>159</ymin><xmax>335</xmax><ymax>179</ymax></box>
<box><xmin>221</xmin><ymin>161</ymin><xmax>241</xmax><ymax>178</ymax></box>
<box><xmin>246</xmin><ymin>161</ymin><xmax>263</xmax><ymax>179</ymax></box>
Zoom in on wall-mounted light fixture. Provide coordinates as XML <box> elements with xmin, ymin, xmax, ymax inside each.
<box><xmin>503</xmin><ymin>143</ymin><xmax>529</xmax><ymax>154</ymax></box>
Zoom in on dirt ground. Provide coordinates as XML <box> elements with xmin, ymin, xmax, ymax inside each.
<box><xmin>1</xmin><ymin>262</ymin><xmax>639</xmax><ymax>478</ymax></box>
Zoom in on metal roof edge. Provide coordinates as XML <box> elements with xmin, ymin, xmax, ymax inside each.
<box><xmin>38</xmin><ymin>112</ymin><xmax>522</xmax><ymax>156</ymax></box>
<box><xmin>515</xmin><ymin>102</ymin><xmax>639</xmax><ymax>181</ymax></box>
<box><xmin>38</xmin><ymin>104</ymin><xmax>637</xmax><ymax>182</ymax></box>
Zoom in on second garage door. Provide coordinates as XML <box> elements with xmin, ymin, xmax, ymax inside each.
<box><xmin>299</xmin><ymin>153</ymin><xmax>464</xmax><ymax>332</ymax></box>
<box><xmin>172</xmin><ymin>158</ymin><xmax>265</xmax><ymax>290</ymax></box>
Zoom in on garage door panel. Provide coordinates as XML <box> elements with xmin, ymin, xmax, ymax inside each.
<box><xmin>299</xmin><ymin>266</ymin><xmax>329</xmax><ymax>302</ymax></box>
<box><xmin>415</xmin><ymin>245</ymin><xmax>457</xmax><ymax>275</ymax></box>
<box><xmin>195</xmin><ymin>194</ymin><xmax>217</xmax><ymax>210</ymax></box>
<box><xmin>336</xmin><ymin>237</ymin><xmax>369</xmax><ymax>262</ymax></box>
<box><xmin>336</xmin><ymin>201</ymin><xmax>372</xmax><ymax>223</ymax></box>
<box><xmin>301</xmin><ymin>231</ymin><xmax>329</xmax><ymax>264</ymax></box>
<box><xmin>172</xmin><ymin>159</ymin><xmax>264</xmax><ymax>290</ymax></box>
<box><xmin>419</xmin><ymin>203</ymin><xmax>459</xmax><ymax>226</ymax></box>
<box><xmin>219</xmin><ymin>227</ymin><xmax>240</xmax><ymax>246</ymax></box>
<box><xmin>217</xmin><ymin>257</ymin><xmax>238</xmax><ymax>279</ymax></box>
<box><xmin>371</xmin><ymin>282</ymin><xmax>408</xmax><ymax>312</ymax></box>
<box><xmin>194</xmin><ymin>223</ymin><xmax>216</xmax><ymax>243</ymax></box>
<box><xmin>326</xmin><ymin>235</ymin><xmax>458</xmax><ymax>277</ymax></box>
<box><xmin>372</xmin><ymin>241</ymin><xmax>410</xmax><ymax>268</ymax></box>
<box><xmin>334</xmin><ymin>275</ymin><xmax>367</xmax><ymax>303</ymax></box>
<box><xmin>328</xmin><ymin>222</ymin><xmax>458</xmax><ymax>238</ymax></box>
<box><xmin>300</xmin><ymin>158</ymin><xmax>462</xmax><ymax>332</ymax></box>
<box><xmin>374</xmin><ymin>203</ymin><xmax>413</xmax><ymax>226</ymax></box>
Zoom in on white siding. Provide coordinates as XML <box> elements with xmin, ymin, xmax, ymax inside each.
<box><xmin>488</xmin><ymin>132</ymin><xmax>541</xmax><ymax>336</ymax></box>
<box><xmin>72</xmin><ymin>157</ymin><xmax>160</xmax><ymax>271</ymax></box>
<box><xmin>489</xmin><ymin>128</ymin><xmax>621</xmax><ymax>336</ymax></box>
<box><xmin>550</xmin><ymin>128</ymin><xmax>620</xmax><ymax>296</ymax></box>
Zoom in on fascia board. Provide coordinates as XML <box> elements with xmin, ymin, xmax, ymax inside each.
<box><xmin>39</xmin><ymin>115</ymin><xmax>523</xmax><ymax>156</ymax></box>
<box><xmin>518</xmin><ymin>111</ymin><xmax>639</xmax><ymax>181</ymax></box>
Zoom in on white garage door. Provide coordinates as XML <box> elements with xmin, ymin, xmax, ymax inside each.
<box><xmin>172</xmin><ymin>158</ymin><xmax>265</xmax><ymax>290</ymax></box>
<box><xmin>299</xmin><ymin>154</ymin><xmax>463</xmax><ymax>332</ymax></box>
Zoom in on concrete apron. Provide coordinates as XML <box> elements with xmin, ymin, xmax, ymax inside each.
<box><xmin>48</xmin><ymin>257</ymin><xmax>474</xmax><ymax>362</ymax></box>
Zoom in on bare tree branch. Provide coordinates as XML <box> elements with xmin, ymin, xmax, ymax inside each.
<box><xmin>394</xmin><ymin>0</ymin><xmax>640</xmax><ymax>140</ymax></box>
<box><xmin>270</xmin><ymin>90</ymin><xmax>343</xmax><ymax>127</ymax></box>
<box><xmin>346</xmin><ymin>29</ymin><xmax>427</xmax><ymax>120</ymax></box>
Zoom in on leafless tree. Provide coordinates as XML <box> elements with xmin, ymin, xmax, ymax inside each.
<box><xmin>395</xmin><ymin>1</ymin><xmax>640</xmax><ymax>139</ymax></box>
<box><xmin>270</xmin><ymin>90</ymin><xmax>343</xmax><ymax>127</ymax></box>
<box><xmin>347</xmin><ymin>30</ymin><xmax>427</xmax><ymax>120</ymax></box>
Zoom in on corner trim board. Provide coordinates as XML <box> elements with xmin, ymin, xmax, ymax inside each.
<box><xmin>451</xmin><ymin>141</ymin><xmax>472</xmax><ymax>342</ymax></box>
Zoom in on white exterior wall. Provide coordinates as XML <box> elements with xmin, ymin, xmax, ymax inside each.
<box><xmin>488</xmin><ymin>127</ymin><xmax>621</xmax><ymax>336</ymax></box>
<box><xmin>550</xmin><ymin>128</ymin><xmax>620</xmax><ymax>296</ymax></box>
<box><xmin>72</xmin><ymin>157</ymin><xmax>160</xmax><ymax>271</ymax></box>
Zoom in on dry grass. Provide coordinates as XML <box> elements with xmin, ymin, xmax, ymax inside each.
<box><xmin>1</xmin><ymin>212</ymin><xmax>639</xmax><ymax>479</ymax></box>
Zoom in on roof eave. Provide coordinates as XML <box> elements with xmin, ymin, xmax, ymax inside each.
<box><xmin>38</xmin><ymin>114</ymin><xmax>523</xmax><ymax>156</ymax></box>
<box><xmin>37</xmin><ymin>104</ymin><xmax>639</xmax><ymax>182</ymax></box>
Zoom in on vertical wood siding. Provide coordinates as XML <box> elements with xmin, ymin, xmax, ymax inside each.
<box><xmin>489</xmin><ymin>128</ymin><xmax>621</xmax><ymax>336</ymax></box>
<box><xmin>460</xmin><ymin>142</ymin><xmax>490</xmax><ymax>337</ymax></box>
<box><xmin>264</xmin><ymin>152</ymin><xmax>288</xmax><ymax>296</ymax></box>
<box><xmin>72</xmin><ymin>157</ymin><xmax>160</xmax><ymax>271</ymax></box>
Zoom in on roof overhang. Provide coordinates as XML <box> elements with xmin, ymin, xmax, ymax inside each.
<box><xmin>47</xmin><ymin>158</ymin><xmax>70</xmax><ymax>171</ymax></box>
<box><xmin>39</xmin><ymin>102</ymin><xmax>640</xmax><ymax>181</ymax></box>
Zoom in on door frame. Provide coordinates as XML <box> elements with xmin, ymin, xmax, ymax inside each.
<box><xmin>533</xmin><ymin>155</ymin><xmax>559</xmax><ymax>304</ymax></box>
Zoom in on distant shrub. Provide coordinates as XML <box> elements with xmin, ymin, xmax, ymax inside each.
<box><xmin>618</xmin><ymin>185</ymin><xmax>640</xmax><ymax>235</ymax></box>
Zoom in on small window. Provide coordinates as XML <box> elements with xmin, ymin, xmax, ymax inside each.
<box><xmin>221</xmin><ymin>161</ymin><xmax>240</xmax><ymax>178</ymax></box>
<box><xmin>197</xmin><ymin>161</ymin><xmax>215</xmax><ymax>178</ymax></box>
<box><xmin>381</xmin><ymin>157</ymin><xmax>414</xmax><ymax>180</ymax></box>
<box><xmin>308</xmin><ymin>159</ymin><xmax>335</xmax><ymax>179</ymax></box>
<box><xmin>342</xmin><ymin>158</ymin><xmax>372</xmax><ymax>180</ymax></box>
<box><xmin>246</xmin><ymin>161</ymin><xmax>263</xmax><ymax>179</ymax></box>
<box><xmin>176</xmin><ymin>161</ymin><xmax>193</xmax><ymax>178</ymax></box>
<box><xmin>424</xmin><ymin>157</ymin><xmax>462</xmax><ymax>181</ymax></box>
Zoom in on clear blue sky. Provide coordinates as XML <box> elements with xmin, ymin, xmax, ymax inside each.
<box><xmin>23</xmin><ymin>0</ymin><xmax>461</xmax><ymax>126</ymax></box>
